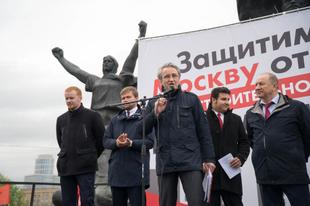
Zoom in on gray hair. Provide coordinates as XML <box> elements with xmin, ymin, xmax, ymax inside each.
<box><xmin>157</xmin><ymin>63</ymin><xmax>181</xmax><ymax>80</ymax></box>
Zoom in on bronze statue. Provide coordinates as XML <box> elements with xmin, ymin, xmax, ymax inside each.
<box><xmin>52</xmin><ymin>20</ymin><xmax>147</xmax><ymax>205</ymax></box>
<box><xmin>236</xmin><ymin>0</ymin><xmax>307</xmax><ymax>21</ymax></box>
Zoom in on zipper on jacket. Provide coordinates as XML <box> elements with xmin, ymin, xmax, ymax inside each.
<box><xmin>83</xmin><ymin>124</ymin><xmax>88</xmax><ymax>140</ymax></box>
<box><xmin>177</xmin><ymin>105</ymin><xmax>180</xmax><ymax>128</ymax></box>
<box><xmin>61</xmin><ymin>128</ymin><xmax>65</xmax><ymax>142</ymax></box>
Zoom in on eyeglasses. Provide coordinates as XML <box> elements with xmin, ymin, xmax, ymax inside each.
<box><xmin>162</xmin><ymin>73</ymin><xmax>179</xmax><ymax>80</ymax></box>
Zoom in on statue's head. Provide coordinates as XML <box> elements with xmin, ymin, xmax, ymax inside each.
<box><xmin>102</xmin><ymin>55</ymin><xmax>118</xmax><ymax>74</ymax></box>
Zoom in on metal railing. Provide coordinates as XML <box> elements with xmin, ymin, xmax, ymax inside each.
<box><xmin>0</xmin><ymin>181</ymin><xmax>106</xmax><ymax>206</ymax></box>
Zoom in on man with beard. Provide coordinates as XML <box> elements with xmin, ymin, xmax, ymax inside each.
<box><xmin>205</xmin><ymin>87</ymin><xmax>249</xmax><ymax>206</ymax></box>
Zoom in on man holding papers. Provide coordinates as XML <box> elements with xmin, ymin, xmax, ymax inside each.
<box><xmin>205</xmin><ymin>87</ymin><xmax>250</xmax><ymax>206</ymax></box>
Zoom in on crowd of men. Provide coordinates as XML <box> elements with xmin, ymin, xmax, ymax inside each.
<box><xmin>55</xmin><ymin>64</ymin><xmax>310</xmax><ymax>206</ymax></box>
<box><xmin>52</xmin><ymin>3</ymin><xmax>310</xmax><ymax>205</ymax></box>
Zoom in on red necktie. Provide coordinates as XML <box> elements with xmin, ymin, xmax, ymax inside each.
<box><xmin>217</xmin><ymin>113</ymin><xmax>223</xmax><ymax>129</ymax></box>
<box><xmin>264</xmin><ymin>103</ymin><xmax>272</xmax><ymax>119</ymax></box>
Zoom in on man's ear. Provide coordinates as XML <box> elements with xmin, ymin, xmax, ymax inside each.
<box><xmin>211</xmin><ymin>97</ymin><xmax>217</xmax><ymax>104</ymax></box>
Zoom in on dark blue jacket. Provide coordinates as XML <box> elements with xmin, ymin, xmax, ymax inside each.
<box><xmin>144</xmin><ymin>88</ymin><xmax>215</xmax><ymax>175</ymax></box>
<box><xmin>103</xmin><ymin>107</ymin><xmax>154</xmax><ymax>187</ymax></box>
<box><xmin>245</xmin><ymin>93</ymin><xmax>310</xmax><ymax>184</ymax></box>
<box><xmin>56</xmin><ymin>104</ymin><xmax>105</xmax><ymax>176</ymax></box>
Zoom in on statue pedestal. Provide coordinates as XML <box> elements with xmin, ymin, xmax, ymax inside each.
<box><xmin>95</xmin><ymin>185</ymin><xmax>112</xmax><ymax>205</ymax></box>
<box><xmin>95</xmin><ymin>150</ymin><xmax>112</xmax><ymax>206</ymax></box>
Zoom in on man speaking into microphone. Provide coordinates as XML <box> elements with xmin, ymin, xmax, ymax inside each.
<box><xmin>143</xmin><ymin>63</ymin><xmax>216</xmax><ymax>206</ymax></box>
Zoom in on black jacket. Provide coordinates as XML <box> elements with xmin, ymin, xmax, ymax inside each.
<box><xmin>56</xmin><ymin>104</ymin><xmax>105</xmax><ymax>176</ymax></box>
<box><xmin>103</xmin><ymin>107</ymin><xmax>154</xmax><ymax>187</ymax></box>
<box><xmin>206</xmin><ymin>108</ymin><xmax>249</xmax><ymax>195</ymax></box>
<box><xmin>144</xmin><ymin>88</ymin><xmax>215</xmax><ymax>175</ymax></box>
<box><xmin>245</xmin><ymin>93</ymin><xmax>310</xmax><ymax>184</ymax></box>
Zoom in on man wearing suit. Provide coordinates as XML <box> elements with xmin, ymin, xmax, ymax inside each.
<box><xmin>205</xmin><ymin>87</ymin><xmax>250</xmax><ymax>206</ymax></box>
<box><xmin>103</xmin><ymin>86</ymin><xmax>154</xmax><ymax>206</ymax></box>
<box><xmin>244</xmin><ymin>73</ymin><xmax>310</xmax><ymax>206</ymax></box>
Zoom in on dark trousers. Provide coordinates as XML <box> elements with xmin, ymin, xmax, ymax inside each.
<box><xmin>259</xmin><ymin>184</ymin><xmax>310</xmax><ymax>206</ymax></box>
<box><xmin>208</xmin><ymin>190</ymin><xmax>243</xmax><ymax>206</ymax></box>
<box><xmin>158</xmin><ymin>171</ymin><xmax>204</xmax><ymax>206</ymax></box>
<box><xmin>60</xmin><ymin>172</ymin><xmax>95</xmax><ymax>206</ymax></box>
<box><xmin>111</xmin><ymin>186</ymin><xmax>146</xmax><ymax>206</ymax></box>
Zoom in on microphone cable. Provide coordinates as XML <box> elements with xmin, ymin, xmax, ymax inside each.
<box><xmin>155</xmin><ymin>106</ymin><xmax>167</xmax><ymax>200</ymax></box>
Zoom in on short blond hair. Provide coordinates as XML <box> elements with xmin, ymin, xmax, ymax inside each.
<box><xmin>120</xmin><ymin>86</ymin><xmax>138</xmax><ymax>98</ymax></box>
<box><xmin>65</xmin><ymin>86</ymin><xmax>82</xmax><ymax>97</ymax></box>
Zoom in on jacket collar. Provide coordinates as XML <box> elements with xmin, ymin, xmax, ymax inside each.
<box><xmin>68</xmin><ymin>104</ymin><xmax>84</xmax><ymax>116</ymax></box>
<box><xmin>251</xmin><ymin>93</ymin><xmax>290</xmax><ymax>115</ymax></box>
<box><xmin>118</xmin><ymin>104</ymin><xmax>142</xmax><ymax>120</ymax></box>
<box><xmin>164</xmin><ymin>86</ymin><xmax>182</xmax><ymax>100</ymax></box>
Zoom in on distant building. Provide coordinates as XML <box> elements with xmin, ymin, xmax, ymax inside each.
<box><xmin>24</xmin><ymin>174</ymin><xmax>59</xmax><ymax>185</ymax></box>
<box><xmin>34</xmin><ymin>154</ymin><xmax>54</xmax><ymax>175</ymax></box>
<box><xmin>22</xmin><ymin>154</ymin><xmax>60</xmax><ymax>205</ymax></box>
<box><xmin>24</xmin><ymin>154</ymin><xmax>59</xmax><ymax>187</ymax></box>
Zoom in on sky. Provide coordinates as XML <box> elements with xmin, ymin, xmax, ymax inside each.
<box><xmin>0</xmin><ymin>0</ymin><xmax>240</xmax><ymax>181</ymax></box>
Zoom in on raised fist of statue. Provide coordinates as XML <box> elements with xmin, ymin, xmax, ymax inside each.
<box><xmin>52</xmin><ymin>47</ymin><xmax>64</xmax><ymax>59</ymax></box>
<box><xmin>138</xmin><ymin>20</ymin><xmax>147</xmax><ymax>38</ymax></box>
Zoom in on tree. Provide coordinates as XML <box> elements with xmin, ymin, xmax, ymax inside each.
<box><xmin>0</xmin><ymin>173</ymin><xmax>27</xmax><ymax>206</ymax></box>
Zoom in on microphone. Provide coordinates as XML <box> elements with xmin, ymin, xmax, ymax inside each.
<box><xmin>159</xmin><ymin>85</ymin><xmax>175</xmax><ymax>97</ymax></box>
<box><xmin>105</xmin><ymin>86</ymin><xmax>176</xmax><ymax>108</ymax></box>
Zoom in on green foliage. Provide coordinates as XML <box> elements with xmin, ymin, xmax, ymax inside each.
<box><xmin>0</xmin><ymin>173</ymin><xmax>27</xmax><ymax>206</ymax></box>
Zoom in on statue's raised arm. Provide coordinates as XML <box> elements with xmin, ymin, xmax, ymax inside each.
<box><xmin>52</xmin><ymin>47</ymin><xmax>91</xmax><ymax>83</ymax></box>
<box><xmin>138</xmin><ymin>20</ymin><xmax>147</xmax><ymax>38</ymax></box>
<box><xmin>120</xmin><ymin>21</ymin><xmax>147</xmax><ymax>83</ymax></box>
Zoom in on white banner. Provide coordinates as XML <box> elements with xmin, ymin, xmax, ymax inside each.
<box><xmin>138</xmin><ymin>8</ymin><xmax>310</xmax><ymax>115</ymax></box>
<box><xmin>138</xmin><ymin>8</ymin><xmax>310</xmax><ymax>205</ymax></box>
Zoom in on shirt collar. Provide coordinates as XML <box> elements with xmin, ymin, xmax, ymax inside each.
<box><xmin>212</xmin><ymin>109</ymin><xmax>223</xmax><ymax>118</ymax></box>
<box><xmin>260</xmin><ymin>93</ymin><xmax>279</xmax><ymax>106</ymax></box>
<box><xmin>127</xmin><ymin>106</ymin><xmax>138</xmax><ymax>117</ymax></box>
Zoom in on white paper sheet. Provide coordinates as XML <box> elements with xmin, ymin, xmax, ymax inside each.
<box><xmin>218</xmin><ymin>153</ymin><xmax>241</xmax><ymax>179</ymax></box>
<box><xmin>202</xmin><ymin>169</ymin><xmax>213</xmax><ymax>202</ymax></box>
